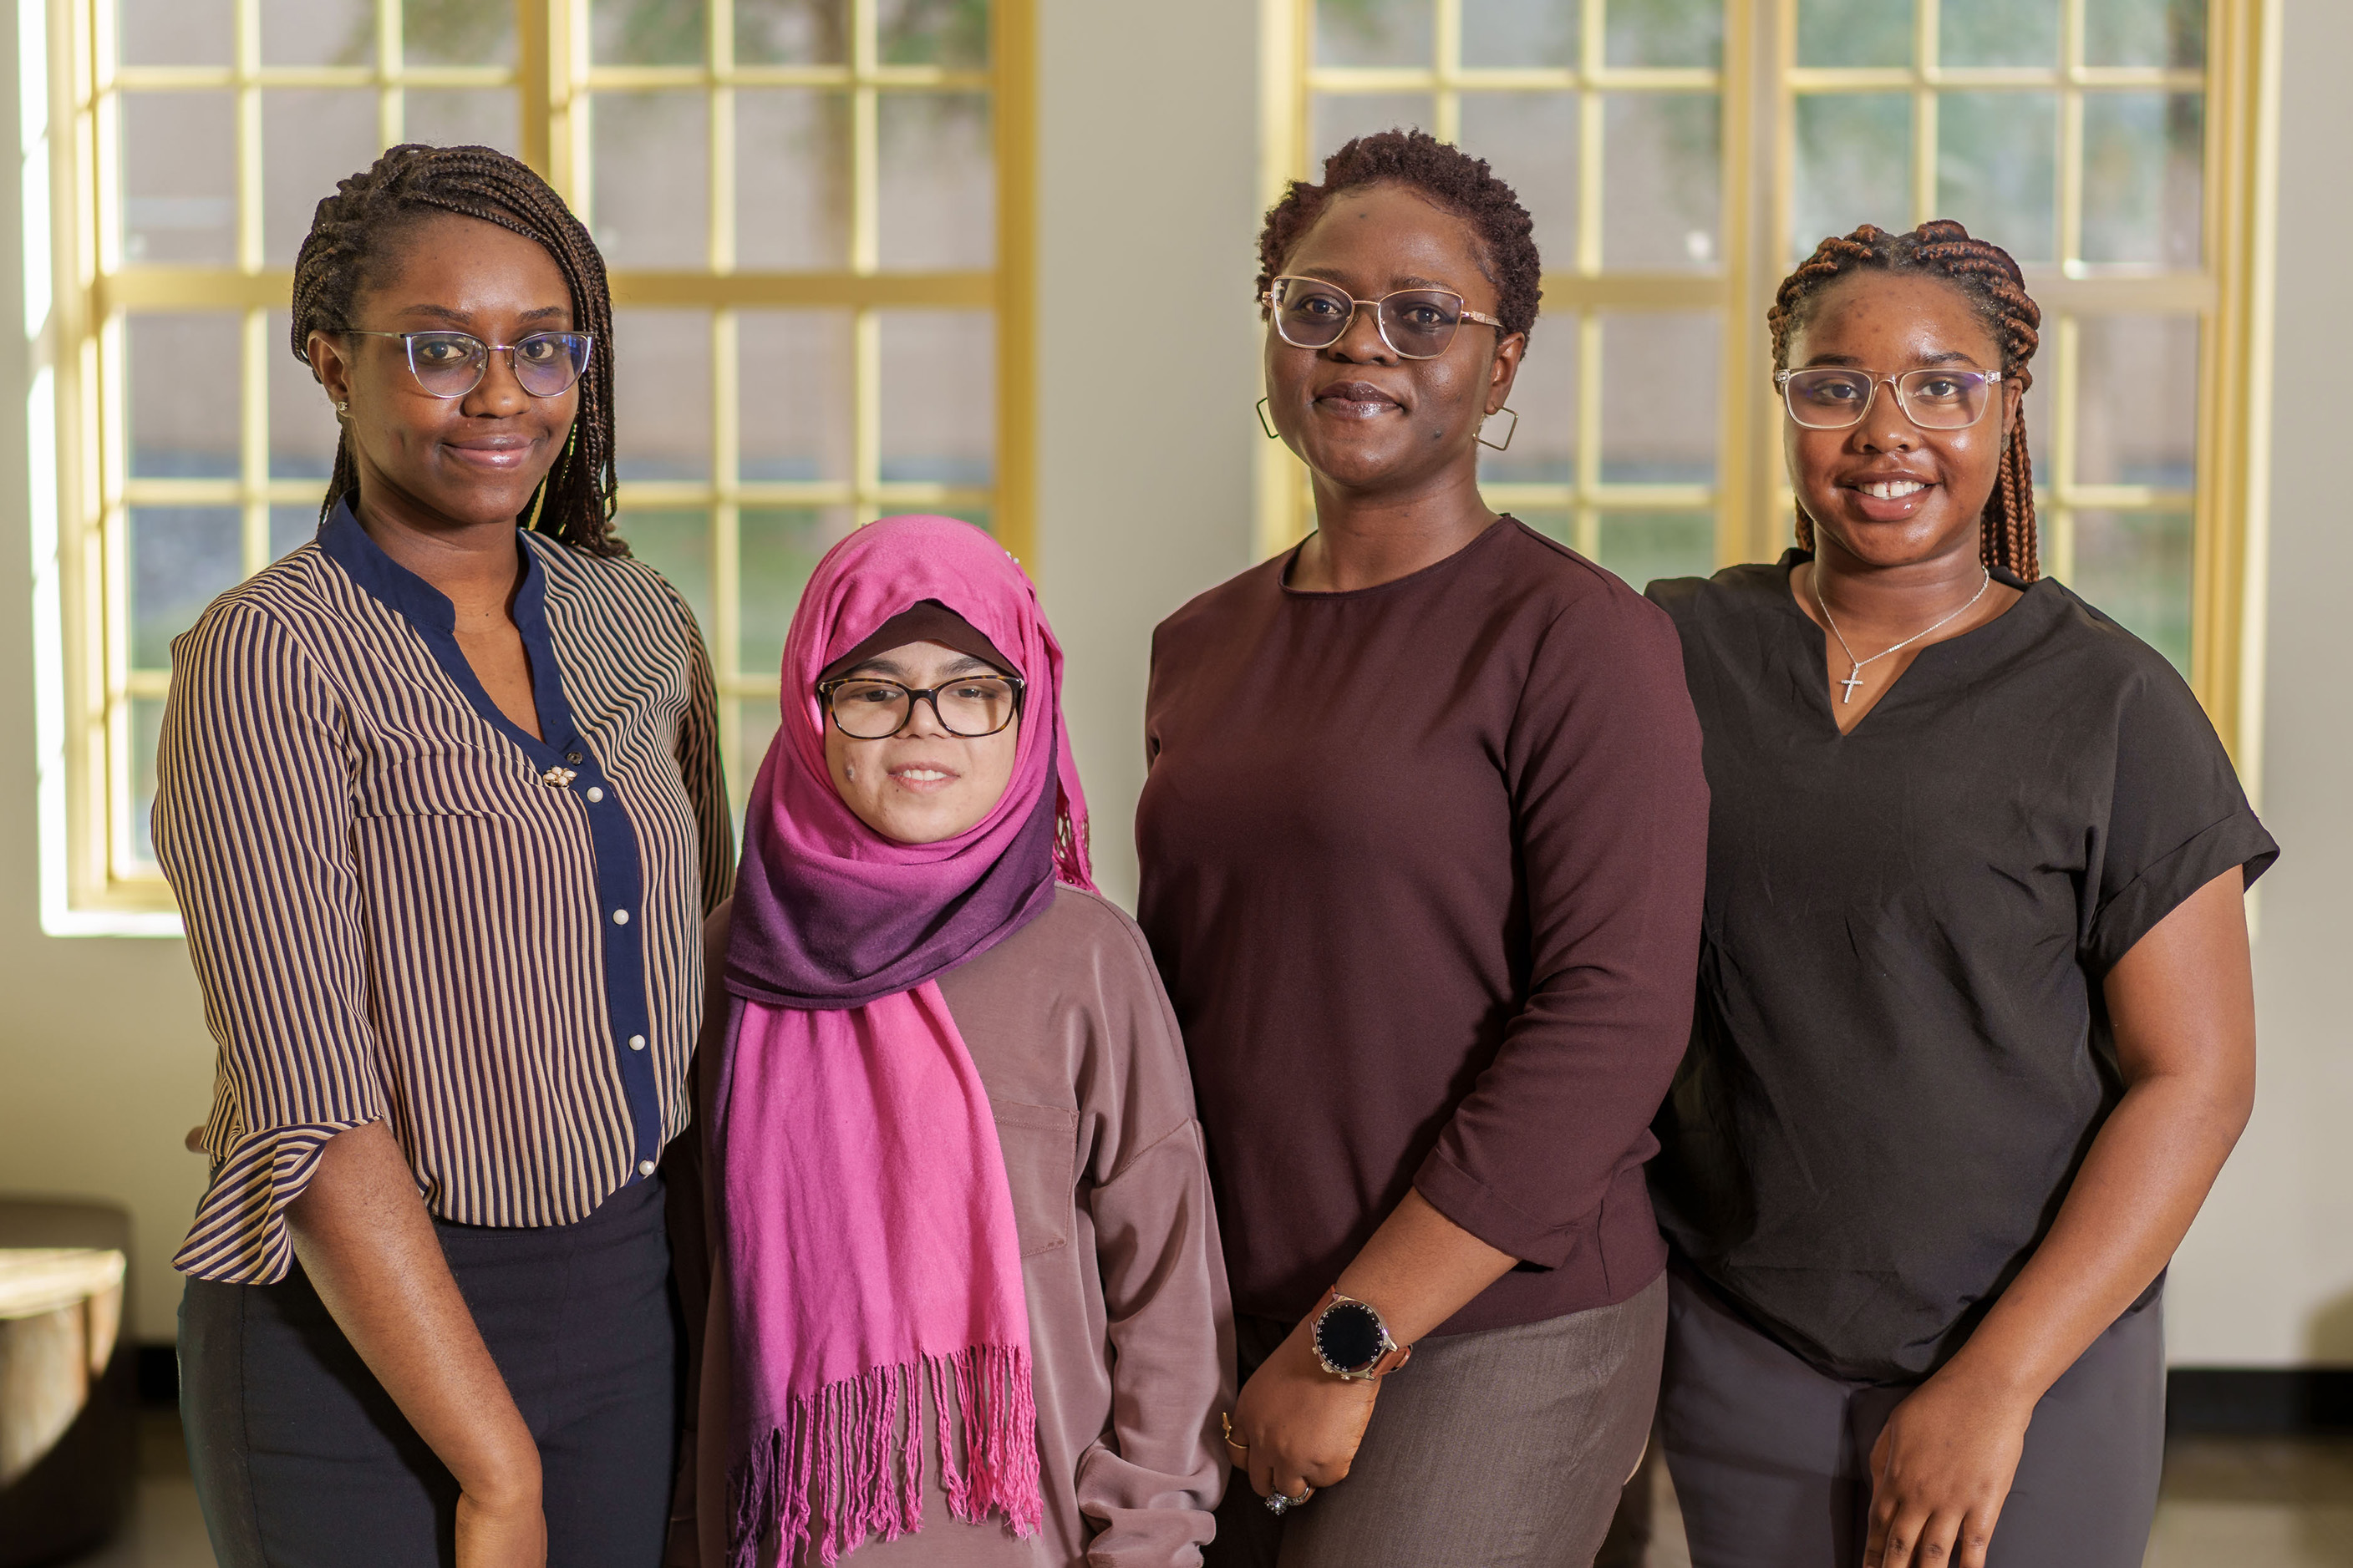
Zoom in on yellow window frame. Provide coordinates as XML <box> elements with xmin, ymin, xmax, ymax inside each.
<box><xmin>1260</xmin><ymin>0</ymin><xmax>2278</xmax><ymax>769</ymax></box>
<box><xmin>33</xmin><ymin>0</ymin><xmax>1037</xmax><ymax>924</ymax></box>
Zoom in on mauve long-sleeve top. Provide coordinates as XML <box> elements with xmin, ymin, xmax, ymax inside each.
<box><xmin>1135</xmin><ymin>519</ymin><xmax>1710</xmax><ymax>1335</ymax></box>
<box><xmin>684</xmin><ymin>887</ymin><xmax>1234</xmax><ymax>1568</ymax></box>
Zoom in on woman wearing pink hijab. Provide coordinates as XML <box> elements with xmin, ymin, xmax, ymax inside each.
<box><xmin>678</xmin><ymin>515</ymin><xmax>1232</xmax><ymax>1568</ymax></box>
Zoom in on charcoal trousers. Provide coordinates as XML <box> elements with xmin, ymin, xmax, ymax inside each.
<box><xmin>1208</xmin><ymin>1271</ymin><xmax>1666</xmax><ymax>1568</ymax></box>
<box><xmin>1658</xmin><ymin>1267</ymin><xmax>2163</xmax><ymax>1568</ymax></box>
<box><xmin>180</xmin><ymin>1174</ymin><xmax>679</xmax><ymax>1568</ymax></box>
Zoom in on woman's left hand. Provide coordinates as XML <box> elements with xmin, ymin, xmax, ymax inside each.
<box><xmin>1863</xmin><ymin>1366</ymin><xmax>2034</xmax><ymax>1568</ymax></box>
<box><xmin>1228</xmin><ymin>1320</ymin><xmax>1380</xmax><ymax>1505</ymax></box>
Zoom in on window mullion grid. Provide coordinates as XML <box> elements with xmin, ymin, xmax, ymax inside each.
<box><xmin>2058</xmin><ymin>0</ymin><xmax>2086</xmax><ymax>273</ymax></box>
<box><xmin>1431</xmin><ymin>0</ymin><xmax>1461</xmax><ymax>143</ymax></box>
<box><xmin>90</xmin><ymin>0</ymin><xmax>134</xmax><ymax>882</ymax></box>
<box><xmin>850</xmin><ymin>0</ymin><xmax>881</xmax><ymax>524</ymax></box>
<box><xmin>1574</xmin><ymin>310</ymin><xmax>1603</xmax><ymax>560</ymax></box>
<box><xmin>241</xmin><ymin>308</ymin><xmax>269</xmax><ymax>577</ymax></box>
<box><xmin>378</xmin><ymin>0</ymin><xmax>405</xmax><ymax>148</ymax></box>
<box><xmin>1571</xmin><ymin>3</ymin><xmax>1608</xmax><ymax>560</ymax></box>
<box><xmin>713</xmin><ymin>305</ymin><xmax>744</xmax><ymax>812</ymax></box>
<box><xmin>234</xmin><ymin>0</ymin><xmax>262</xmax><ymax>274</ymax></box>
<box><xmin>1581</xmin><ymin>0</ymin><xmax>1619</xmax><ymax>276</ymax></box>
<box><xmin>1716</xmin><ymin>0</ymin><xmax>1758</xmax><ymax>569</ymax></box>
<box><xmin>97</xmin><ymin>307</ymin><xmax>135</xmax><ymax>880</ymax></box>
<box><xmin>853</xmin><ymin>307</ymin><xmax>882</xmax><ymax>525</ymax></box>
<box><xmin>709</xmin><ymin>0</ymin><xmax>736</xmax><ymax>273</ymax></box>
<box><xmin>708</xmin><ymin>0</ymin><xmax>742</xmax><ymax>775</ymax></box>
<box><xmin>2046</xmin><ymin>312</ymin><xmax>2080</xmax><ymax>584</ymax></box>
<box><xmin>1575</xmin><ymin>3</ymin><xmax>1605</xmax><ymax>278</ymax></box>
<box><xmin>1910</xmin><ymin>0</ymin><xmax>1939</xmax><ymax>227</ymax></box>
<box><xmin>2049</xmin><ymin>0</ymin><xmax>2086</xmax><ymax>586</ymax></box>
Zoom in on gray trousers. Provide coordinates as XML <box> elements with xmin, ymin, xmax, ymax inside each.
<box><xmin>1207</xmin><ymin>1272</ymin><xmax>1667</xmax><ymax>1568</ymax></box>
<box><xmin>1658</xmin><ymin>1269</ymin><xmax>2164</xmax><ymax>1568</ymax></box>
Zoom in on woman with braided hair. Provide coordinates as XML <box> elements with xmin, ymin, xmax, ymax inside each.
<box><xmin>1641</xmin><ymin>221</ymin><xmax>2274</xmax><ymax>1568</ymax></box>
<box><xmin>163</xmin><ymin>143</ymin><xmax>730</xmax><ymax>1567</ymax></box>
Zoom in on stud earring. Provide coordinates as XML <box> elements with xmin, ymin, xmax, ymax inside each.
<box><xmin>1255</xmin><ymin>398</ymin><xmax>1280</xmax><ymax>440</ymax></box>
<box><xmin>1476</xmin><ymin>406</ymin><xmax>1518</xmax><ymax>452</ymax></box>
<box><xmin>334</xmin><ymin>400</ymin><xmax>349</xmax><ymax>419</ymax></box>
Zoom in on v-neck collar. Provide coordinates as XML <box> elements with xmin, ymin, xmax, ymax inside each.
<box><xmin>1761</xmin><ymin>548</ymin><xmax>2049</xmax><ymax>739</ymax></box>
<box><xmin>318</xmin><ymin>496</ymin><xmax>583</xmax><ymax>766</ymax></box>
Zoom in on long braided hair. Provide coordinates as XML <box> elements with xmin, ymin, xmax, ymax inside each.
<box><xmin>1767</xmin><ymin>220</ymin><xmax>2041</xmax><ymax>581</ymax></box>
<box><xmin>291</xmin><ymin>144</ymin><xmax>624</xmax><ymax>557</ymax></box>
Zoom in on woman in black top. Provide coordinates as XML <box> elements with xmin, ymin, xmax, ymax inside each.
<box><xmin>1644</xmin><ymin>221</ymin><xmax>2273</xmax><ymax>1568</ymax></box>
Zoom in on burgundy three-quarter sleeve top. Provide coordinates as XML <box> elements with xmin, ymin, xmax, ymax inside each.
<box><xmin>1136</xmin><ymin>520</ymin><xmax>1710</xmax><ymax>1335</ymax></box>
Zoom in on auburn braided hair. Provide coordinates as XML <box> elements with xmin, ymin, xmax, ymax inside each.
<box><xmin>1768</xmin><ymin>220</ymin><xmax>2041</xmax><ymax>581</ymax></box>
<box><xmin>291</xmin><ymin>143</ymin><xmax>624</xmax><ymax>557</ymax></box>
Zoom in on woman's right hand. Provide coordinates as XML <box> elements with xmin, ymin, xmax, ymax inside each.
<box><xmin>287</xmin><ymin>1124</ymin><xmax>548</xmax><ymax>1567</ymax></box>
<box><xmin>455</xmin><ymin>1466</ymin><xmax>547</xmax><ymax>1568</ymax></box>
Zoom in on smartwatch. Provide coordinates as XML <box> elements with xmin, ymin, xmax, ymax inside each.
<box><xmin>1309</xmin><ymin>1288</ymin><xmax>1413</xmax><ymax>1382</ymax></box>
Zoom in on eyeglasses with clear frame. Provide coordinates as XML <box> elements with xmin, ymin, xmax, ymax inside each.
<box><xmin>339</xmin><ymin>329</ymin><xmax>595</xmax><ymax>399</ymax></box>
<box><xmin>1264</xmin><ymin>276</ymin><xmax>1504</xmax><ymax>360</ymax></box>
<box><xmin>1775</xmin><ymin>366</ymin><xmax>2006</xmax><ymax>431</ymax></box>
<box><xmin>815</xmin><ymin>674</ymin><xmax>1026</xmax><ymax>740</ymax></box>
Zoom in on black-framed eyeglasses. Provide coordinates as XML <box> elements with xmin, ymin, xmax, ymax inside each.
<box><xmin>816</xmin><ymin>674</ymin><xmax>1025</xmax><ymax>740</ymax></box>
<box><xmin>340</xmin><ymin>329</ymin><xmax>594</xmax><ymax>399</ymax></box>
<box><xmin>1776</xmin><ymin>366</ymin><xmax>2005</xmax><ymax>431</ymax></box>
<box><xmin>1265</xmin><ymin>275</ymin><xmax>1503</xmax><ymax>359</ymax></box>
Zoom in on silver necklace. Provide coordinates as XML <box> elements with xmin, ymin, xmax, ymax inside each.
<box><xmin>1812</xmin><ymin>566</ymin><xmax>1992</xmax><ymax>704</ymax></box>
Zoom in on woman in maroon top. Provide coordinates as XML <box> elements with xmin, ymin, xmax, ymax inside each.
<box><xmin>1136</xmin><ymin>130</ymin><xmax>1710</xmax><ymax>1567</ymax></box>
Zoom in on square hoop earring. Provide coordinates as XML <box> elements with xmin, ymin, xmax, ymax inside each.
<box><xmin>1476</xmin><ymin>407</ymin><xmax>1518</xmax><ymax>451</ymax></box>
<box><xmin>1256</xmin><ymin>397</ymin><xmax>1281</xmax><ymax>439</ymax></box>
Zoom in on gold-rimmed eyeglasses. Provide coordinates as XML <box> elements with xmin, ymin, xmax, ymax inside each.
<box><xmin>340</xmin><ymin>328</ymin><xmax>594</xmax><ymax>400</ymax></box>
<box><xmin>1265</xmin><ymin>276</ymin><xmax>1503</xmax><ymax>360</ymax></box>
<box><xmin>1776</xmin><ymin>367</ymin><xmax>2006</xmax><ymax>431</ymax></box>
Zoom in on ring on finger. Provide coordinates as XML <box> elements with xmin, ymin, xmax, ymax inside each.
<box><xmin>1263</xmin><ymin>1485</ymin><xmax>1314</xmax><ymax>1516</ymax></box>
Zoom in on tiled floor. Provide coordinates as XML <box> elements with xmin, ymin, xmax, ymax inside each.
<box><xmin>56</xmin><ymin>1413</ymin><xmax>2353</xmax><ymax>1565</ymax></box>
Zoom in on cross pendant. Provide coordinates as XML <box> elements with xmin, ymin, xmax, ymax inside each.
<box><xmin>1838</xmin><ymin>668</ymin><xmax>1864</xmax><ymax>704</ymax></box>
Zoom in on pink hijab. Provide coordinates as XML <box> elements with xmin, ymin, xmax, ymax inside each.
<box><xmin>713</xmin><ymin>516</ymin><xmax>1095</xmax><ymax>1566</ymax></box>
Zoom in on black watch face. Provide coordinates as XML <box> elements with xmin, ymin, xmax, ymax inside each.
<box><xmin>1316</xmin><ymin>1302</ymin><xmax>1385</xmax><ymax>1372</ymax></box>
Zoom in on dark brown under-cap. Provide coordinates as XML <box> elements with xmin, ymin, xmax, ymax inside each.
<box><xmin>820</xmin><ymin>599</ymin><xmax>1016</xmax><ymax>684</ymax></box>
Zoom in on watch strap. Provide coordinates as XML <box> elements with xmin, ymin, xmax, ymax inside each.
<box><xmin>1311</xmin><ymin>1287</ymin><xmax>1414</xmax><ymax>1381</ymax></box>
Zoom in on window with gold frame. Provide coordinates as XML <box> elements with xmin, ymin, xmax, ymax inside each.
<box><xmin>1261</xmin><ymin>0</ymin><xmax>2274</xmax><ymax>762</ymax></box>
<box><xmin>33</xmin><ymin>0</ymin><xmax>1035</xmax><ymax>923</ymax></box>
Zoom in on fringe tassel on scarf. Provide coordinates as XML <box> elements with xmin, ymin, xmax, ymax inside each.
<box><xmin>729</xmin><ymin>1343</ymin><xmax>1043</xmax><ymax>1568</ymax></box>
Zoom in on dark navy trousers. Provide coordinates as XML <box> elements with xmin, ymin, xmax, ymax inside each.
<box><xmin>180</xmin><ymin>1175</ymin><xmax>679</xmax><ymax>1568</ymax></box>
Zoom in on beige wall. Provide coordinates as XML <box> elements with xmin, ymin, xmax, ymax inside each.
<box><xmin>1031</xmin><ymin>0</ymin><xmax>1266</xmax><ymax>907</ymax></box>
<box><xmin>0</xmin><ymin>10</ymin><xmax>218</xmax><ymax>1341</ymax></box>
<box><xmin>0</xmin><ymin>0</ymin><xmax>2344</xmax><ymax>1358</ymax></box>
<box><xmin>2161</xmin><ymin>0</ymin><xmax>2353</xmax><ymax>1368</ymax></box>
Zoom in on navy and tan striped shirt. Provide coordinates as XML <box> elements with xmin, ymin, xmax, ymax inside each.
<box><xmin>157</xmin><ymin>500</ymin><xmax>733</xmax><ymax>1284</ymax></box>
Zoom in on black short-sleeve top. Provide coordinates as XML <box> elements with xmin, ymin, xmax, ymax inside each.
<box><xmin>1644</xmin><ymin>552</ymin><xmax>2277</xmax><ymax>1383</ymax></box>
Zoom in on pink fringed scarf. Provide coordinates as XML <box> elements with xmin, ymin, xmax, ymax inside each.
<box><xmin>714</xmin><ymin>516</ymin><xmax>1095</xmax><ymax>1567</ymax></box>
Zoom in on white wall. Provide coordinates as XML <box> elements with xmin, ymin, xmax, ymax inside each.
<box><xmin>2162</xmin><ymin>0</ymin><xmax>2353</xmax><ymax>1368</ymax></box>
<box><xmin>0</xmin><ymin>0</ymin><xmax>2345</xmax><ymax>1358</ymax></box>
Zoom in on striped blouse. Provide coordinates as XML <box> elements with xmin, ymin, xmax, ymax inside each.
<box><xmin>157</xmin><ymin>500</ymin><xmax>734</xmax><ymax>1284</ymax></box>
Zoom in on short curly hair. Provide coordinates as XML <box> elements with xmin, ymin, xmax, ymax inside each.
<box><xmin>1255</xmin><ymin>129</ymin><xmax>1542</xmax><ymax>339</ymax></box>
